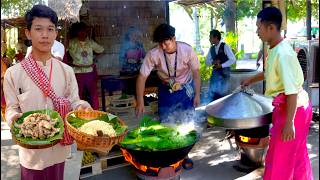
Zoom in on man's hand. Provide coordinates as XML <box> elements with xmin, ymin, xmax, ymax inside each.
<box><xmin>240</xmin><ymin>72</ymin><xmax>264</xmax><ymax>88</ymax></box>
<box><xmin>240</xmin><ymin>77</ymin><xmax>252</xmax><ymax>87</ymax></box>
<box><xmin>282</xmin><ymin>121</ymin><xmax>295</xmax><ymax>142</ymax></box>
<box><xmin>282</xmin><ymin>94</ymin><xmax>298</xmax><ymax>142</ymax></box>
<box><xmin>136</xmin><ymin>74</ymin><xmax>147</xmax><ymax>119</ymax></box>
<box><xmin>135</xmin><ymin>101</ymin><xmax>145</xmax><ymax>119</ymax></box>
<box><xmin>212</xmin><ymin>59</ymin><xmax>222</xmax><ymax>69</ymax></box>
<box><xmin>12</xmin><ymin>113</ymin><xmax>22</xmax><ymax>122</ymax></box>
<box><xmin>193</xmin><ymin>94</ymin><xmax>200</xmax><ymax>108</ymax></box>
<box><xmin>76</xmin><ymin>104</ymin><xmax>93</xmax><ymax>112</ymax></box>
<box><xmin>10</xmin><ymin>113</ymin><xmax>22</xmax><ymax>127</ymax></box>
<box><xmin>214</xmin><ymin>63</ymin><xmax>222</xmax><ymax>69</ymax></box>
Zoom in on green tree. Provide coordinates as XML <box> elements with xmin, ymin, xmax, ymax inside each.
<box><xmin>193</xmin><ymin>7</ymin><xmax>202</xmax><ymax>54</ymax></box>
<box><xmin>224</xmin><ymin>0</ymin><xmax>236</xmax><ymax>32</ymax></box>
<box><xmin>198</xmin><ymin>6</ymin><xmax>213</xmax><ymax>49</ymax></box>
<box><xmin>287</xmin><ymin>0</ymin><xmax>319</xmax><ymax>22</ymax></box>
<box><xmin>236</xmin><ymin>0</ymin><xmax>262</xmax><ymax>20</ymax></box>
<box><xmin>176</xmin><ymin>0</ymin><xmax>319</xmax><ymax>25</ymax></box>
<box><xmin>1</xmin><ymin>0</ymin><xmax>44</xmax><ymax>18</ymax></box>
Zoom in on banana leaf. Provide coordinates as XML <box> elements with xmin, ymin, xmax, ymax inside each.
<box><xmin>120</xmin><ymin>122</ymin><xmax>198</xmax><ymax>151</ymax></box>
<box><xmin>12</xmin><ymin>109</ymin><xmax>64</xmax><ymax>145</ymax></box>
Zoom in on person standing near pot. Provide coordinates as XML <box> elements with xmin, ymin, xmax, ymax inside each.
<box><xmin>205</xmin><ymin>30</ymin><xmax>236</xmax><ymax>103</ymax></box>
<box><xmin>241</xmin><ymin>7</ymin><xmax>313</xmax><ymax>180</ymax></box>
<box><xmin>135</xmin><ymin>23</ymin><xmax>201</xmax><ymax>170</ymax></box>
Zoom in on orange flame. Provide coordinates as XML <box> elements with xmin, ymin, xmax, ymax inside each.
<box><xmin>121</xmin><ymin>148</ymin><xmax>184</xmax><ymax>173</ymax></box>
<box><xmin>171</xmin><ymin>159</ymin><xmax>184</xmax><ymax>170</ymax></box>
<box><xmin>121</xmin><ymin>148</ymin><xmax>147</xmax><ymax>172</ymax></box>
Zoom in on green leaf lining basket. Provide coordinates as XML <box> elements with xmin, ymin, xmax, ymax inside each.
<box><xmin>11</xmin><ymin>109</ymin><xmax>64</xmax><ymax>149</ymax></box>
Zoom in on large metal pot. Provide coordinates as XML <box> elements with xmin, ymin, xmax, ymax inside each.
<box><xmin>205</xmin><ymin>89</ymin><xmax>274</xmax><ymax>129</ymax></box>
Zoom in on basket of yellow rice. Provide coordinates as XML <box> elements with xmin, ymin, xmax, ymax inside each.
<box><xmin>66</xmin><ymin>110</ymin><xmax>128</xmax><ymax>154</ymax></box>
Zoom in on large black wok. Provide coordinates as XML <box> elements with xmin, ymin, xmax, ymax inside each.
<box><xmin>120</xmin><ymin>135</ymin><xmax>199</xmax><ymax>167</ymax></box>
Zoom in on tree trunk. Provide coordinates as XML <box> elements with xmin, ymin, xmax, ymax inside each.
<box><xmin>214</xmin><ymin>17</ymin><xmax>218</xmax><ymax>29</ymax></box>
<box><xmin>210</xmin><ymin>9</ymin><xmax>213</xmax><ymax>30</ymax></box>
<box><xmin>224</xmin><ymin>0</ymin><xmax>236</xmax><ymax>33</ymax></box>
<box><xmin>193</xmin><ymin>7</ymin><xmax>202</xmax><ymax>54</ymax></box>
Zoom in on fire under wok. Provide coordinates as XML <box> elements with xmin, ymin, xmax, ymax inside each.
<box><xmin>120</xmin><ymin>116</ymin><xmax>200</xmax><ymax>167</ymax></box>
<box><xmin>120</xmin><ymin>141</ymin><xmax>197</xmax><ymax>167</ymax></box>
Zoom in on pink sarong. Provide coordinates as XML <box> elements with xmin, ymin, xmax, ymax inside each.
<box><xmin>263</xmin><ymin>93</ymin><xmax>313</xmax><ymax>180</ymax></box>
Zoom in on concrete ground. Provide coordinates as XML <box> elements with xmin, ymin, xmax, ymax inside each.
<box><xmin>2</xmin><ymin>119</ymin><xmax>317</xmax><ymax>180</ymax></box>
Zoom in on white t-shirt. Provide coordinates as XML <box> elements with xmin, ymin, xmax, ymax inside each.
<box><xmin>26</xmin><ymin>40</ymin><xmax>65</xmax><ymax>60</ymax></box>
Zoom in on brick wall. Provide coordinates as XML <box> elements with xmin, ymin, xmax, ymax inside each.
<box><xmin>81</xmin><ymin>1</ymin><xmax>167</xmax><ymax>75</ymax></box>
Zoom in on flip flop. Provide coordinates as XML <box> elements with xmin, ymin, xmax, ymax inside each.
<box><xmin>182</xmin><ymin>158</ymin><xmax>194</xmax><ymax>170</ymax></box>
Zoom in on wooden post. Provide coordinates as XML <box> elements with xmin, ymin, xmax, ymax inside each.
<box><xmin>261</xmin><ymin>1</ymin><xmax>273</xmax><ymax>94</ymax></box>
<box><xmin>306</xmin><ymin>0</ymin><xmax>312</xmax><ymax>40</ymax></box>
<box><xmin>64</xmin><ymin>20</ymin><xmax>68</xmax><ymax>48</ymax></box>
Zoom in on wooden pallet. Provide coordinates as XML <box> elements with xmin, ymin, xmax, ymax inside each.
<box><xmin>79</xmin><ymin>146</ymin><xmax>129</xmax><ymax>179</ymax></box>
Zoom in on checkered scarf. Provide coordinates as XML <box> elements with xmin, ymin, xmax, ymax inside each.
<box><xmin>21</xmin><ymin>55</ymin><xmax>73</xmax><ymax>145</ymax></box>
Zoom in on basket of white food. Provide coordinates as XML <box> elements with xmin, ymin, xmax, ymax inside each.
<box><xmin>66</xmin><ymin>110</ymin><xmax>128</xmax><ymax>154</ymax></box>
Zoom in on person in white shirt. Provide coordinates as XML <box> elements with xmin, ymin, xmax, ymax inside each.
<box><xmin>205</xmin><ymin>29</ymin><xmax>236</xmax><ymax>103</ymax></box>
<box><xmin>26</xmin><ymin>40</ymin><xmax>65</xmax><ymax>61</ymax></box>
<box><xmin>4</xmin><ymin>5</ymin><xmax>91</xmax><ymax>179</ymax></box>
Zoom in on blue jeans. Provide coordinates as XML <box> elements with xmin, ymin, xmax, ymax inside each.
<box><xmin>207</xmin><ymin>71</ymin><xmax>230</xmax><ymax>103</ymax></box>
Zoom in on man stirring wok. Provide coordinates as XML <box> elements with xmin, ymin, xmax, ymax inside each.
<box><xmin>135</xmin><ymin>23</ymin><xmax>201</xmax><ymax>170</ymax></box>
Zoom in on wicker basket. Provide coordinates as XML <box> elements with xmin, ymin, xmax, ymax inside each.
<box><xmin>66</xmin><ymin>110</ymin><xmax>128</xmax><ymax>155</ymax></box>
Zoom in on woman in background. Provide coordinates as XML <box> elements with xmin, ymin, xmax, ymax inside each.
<box><xmin>68</xmin><ymin>22</ymin><xmax>104</xmax><ymax>110</ymax></box>
<box><xmin>119</xmin><ymin>26</ymin><xmax>145</xmax><ymax>75</ymax></box>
